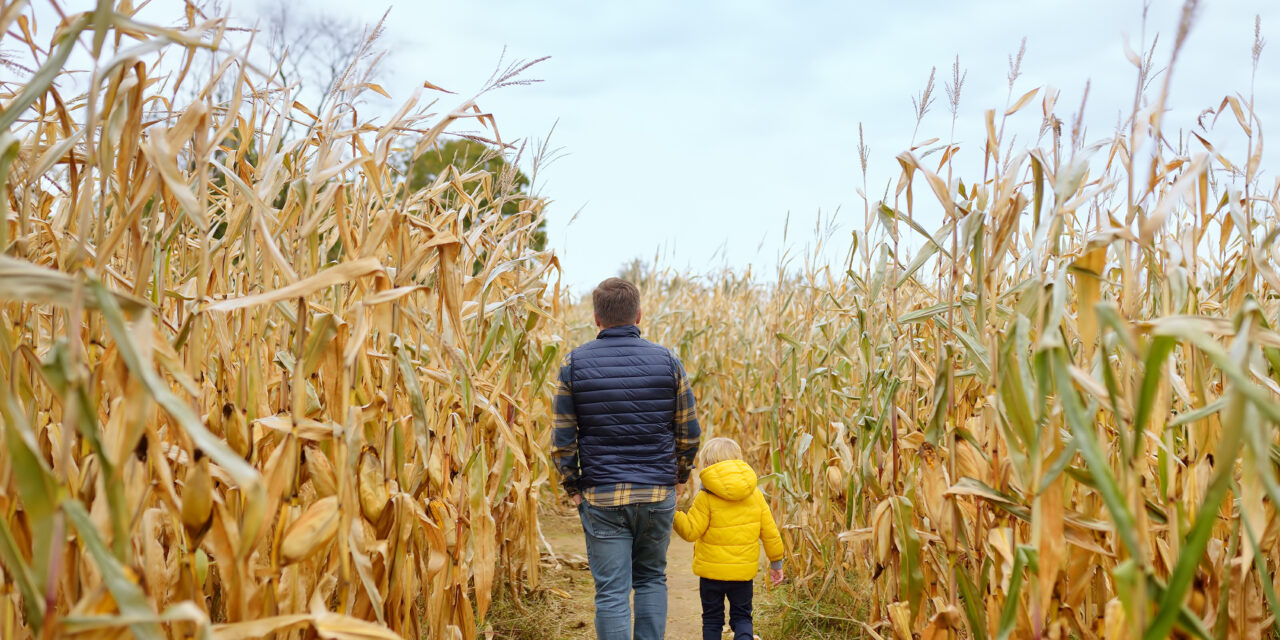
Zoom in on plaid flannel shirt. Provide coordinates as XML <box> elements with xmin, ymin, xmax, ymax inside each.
<box><xmin>551</xmin><ymin>350</ymin><xmax>701</xmax><ymax>507</ymax></box>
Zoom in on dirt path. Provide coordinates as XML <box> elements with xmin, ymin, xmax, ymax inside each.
<box><xmin>539</xmin><ymin>507</ymin><xmax>702</xmax><ymax>639</ymax></box>
<box><xmin>663</xmin><ymin>529</ymin><xmax>702</xmax><ymax>638</ymax></box>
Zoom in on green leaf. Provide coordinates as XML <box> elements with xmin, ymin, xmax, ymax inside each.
<box><xmin>897</xmin><ymin>219</ymin><xmax>958</xmax><ymax>286</ymax></box>
<box><xmin>1143</xmin><ymin>327</ymin><xmax>1251</xmax><ymax>640</ymax></box>
<box><xmin>955</xmin><ymin>558</ymin><xmax>990</xmax><ymax>640</ymax></box>
<box><xmin>1151</xmin><ymin>317</ymin><xmax>1280</xmax><ymax>423</ymax></box>
<box><xmin>996</xmin><ymin>546</ymin><xmax>1035</xmax><ymax>640</ymax></box>
<box><xmin>1050</xmin><ymin>348</ymin><xmax>1142</xmax><ymax>559</ymax></box>
<box><xmin>924</xmin><ymin>345</ymin><xmax>950</xmax><ymax>445</ymax></box>
<box><xmin>890</xmin><ymin>497</ymin><xmax>925</xmax><ymax>621</ymax></box>
<box><xmin>476</xmin><ymin>313</ymin><xmax>509</xmax><ymax>368</ymax></box>
<box><xmin>1242</xmin><ymin>514</ymin><xmax>1280</xmax><ymax>637</ymax></box>
<box><xmin>867</xmin><ymin>248</ymin><xmax>889</xmax><ymax>317</ymax></box>
<box><xmin>63</xmin><ymin>501</ymin><xmax>165</xmax><ymax>640</ymax></box>
<box><xmin>1052</xmin><ymin>153</ymin><xmax>1090</xmax><ymax>204</ymax></box>
<box><xmin>1037</xmin><ymin>439</ymin><xmax>1078</xmax><ymax>495</ymax></box>
<box><xmin>0</xmin><ymin>131</ymin><xmax>20</xmax><ymax>250</ymax></box>
<box><xmin>299</xmin><ymin>313</ymin><xmax>338</xmax><ymax>377</ymax></box>
<box><xmin>899</xmin><ymin>302</ymin><xmax>953</xmax><ymax>325</ymax></box>
<box><xmin>1167</xmin><ymin>397</ymin><xmax>1225</xmax><ymax>428</ymax></box>
<box><xmin>1095</xmin><ymin>302</ymin><xmax>1139</xmax><ymax>355</ymax></box>
<box><xmin>42</xmin><ymin>342</ymin><xmax>131</xmax><ymax>559</ymax></box>
<box><xmin>876</xmin><ymin>203</ymin><xmax>899</xmax><ymax>241</ymax></box>
<box><xmin>998</xmin><ymin>324</ymin><xmax>1036</xmax><ymax>449</ymax></box>
<box><xmin>1142</xmin><ymin>573</ymin><xmax>1213</xmax><ymax>640</ymax></box>
<box><xmin>1213</xmin><ymin>517</ymin><xmax>1240</xmax><ymax>639</ymax></box>
<box><xmin>0</xmin><ymin>255</ymin><xmax>149</xmax><ymax>313</ymax></box>
<box><xmin>0</xmin><ymin>515</ymin><xmax>43</xmax><ymax>632</ymax></box>
<box><xmin>1030</xmin><ymin>152</ymin><xmax>1045</xmax><ymax>230</ymax></box>
<box><xmin>0</xmin><ymin>389</ymin><xmax>58</xmax><ymax>621</ymax></box>
<box><xmin>775</xmin><ymin>331</ymin><xmax>802</xmax><ymax>349</ymax></box>
<box><xmin>90</xmin><ymin>0</ymin><xmax>113</xmax><ymax>57</ymax></box>
<box><xmin>1130</xmin><ymin>336</ymin><xmax>1176</xmax><ymax>461</ymax></box>
<box><xmin>954</xmin><ymin>328</ymin><xmax>991</xmax><ymax>383</ymax></box>
<box><xmin>1112</xmin><ymin>558</ymin><xmax>1143</xmax><ymax>635</ymax></box>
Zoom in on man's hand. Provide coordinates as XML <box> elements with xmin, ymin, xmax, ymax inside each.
<box><xmin>676</xmin><ymin>482</ymin><xmax>689</xmax><ymax>504</ymax></box>
<box><xmin>571</xmin><ymin>493</ymin><xmax>584</xmax><ymax>506</ymax></box>
<box><xmin>769</xmin><ymin>568</ymin><xmax>785</xmax><ymax>586</ymax></box>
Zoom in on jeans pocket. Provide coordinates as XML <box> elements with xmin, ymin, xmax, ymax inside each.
<box><xmin>644</xmin><ymin>494</ymin><xmax>676</xmax><ymax>543</ymax></box>
<box><xmin>583</xmin><ymin>504</ymin><xmax>629</xmax><ymax>539</ymax></box>
<box><xmin>576</xmin><ymin>501</ymin><xmax>592</xmax><ymax>537</ymax></box>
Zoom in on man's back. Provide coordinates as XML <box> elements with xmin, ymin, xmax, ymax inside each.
<box><xmin>570</xmin><ymin>324</ymin><xmax>680</xmax><ymax>488</ymax></box>
<box><xmin>552</xmin><ymin>321</ymin><xmax>701</xmax><ymax>505</ymax></box>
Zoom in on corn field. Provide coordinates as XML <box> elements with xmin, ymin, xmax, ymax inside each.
<box><xmin>0</xmin><ymin>3</ymin><xmax>559</xmax><ymax>639</ymax></box>
<box><xmin>574</xmin><ymin>18</ymin><xmax>1280</xmax><ymax>640</ymax></box>
<box><xmin>3</xmin><ymin>1</ymin><xmax>1280</xmax><ymax>640</ymax></box>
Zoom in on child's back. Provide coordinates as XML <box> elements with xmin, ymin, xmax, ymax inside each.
<box><xmin>673</xmin><ymin>447</ymin><xmax>784</xmax><ymax>640</ymax></box>
<box><xmin>674</xmin><ymin>459</ymin><xmax>784</xmax><ymax>581</ymax></box>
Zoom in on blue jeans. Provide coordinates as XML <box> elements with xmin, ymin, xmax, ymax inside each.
<box><xmin>578</xmin><ymin>493</ymin><xmax>676</xmax><ymax>640</ymax></box>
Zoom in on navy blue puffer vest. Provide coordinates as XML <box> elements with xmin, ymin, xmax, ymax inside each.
<box><xmin>571</xmin><ymin>324</ymin><xmax>679</xmax><ymax>487</ymax></box>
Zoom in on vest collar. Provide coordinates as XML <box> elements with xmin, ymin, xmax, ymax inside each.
<box><xmin>597</xmin><ymin>324</ymin><xmax>641</xmax><ymax>339</ymax></box>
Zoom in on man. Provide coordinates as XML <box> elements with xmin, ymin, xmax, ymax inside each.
<box><xmin>552</xmin><ymin>277</ymin><xmax>702</xmax><ymax>640</ymax></box>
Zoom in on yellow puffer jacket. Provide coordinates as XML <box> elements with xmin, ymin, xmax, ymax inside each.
<box><xmin>673</xmin><ymin>460</ymin><xmax>784</xmax><ymax>581</ymax></box>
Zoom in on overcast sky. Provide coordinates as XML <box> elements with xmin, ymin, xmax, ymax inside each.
<box><xmin>203</xmin><ymin>2</ymin><xmax>1280</xmax><ymax>290</ymax></box>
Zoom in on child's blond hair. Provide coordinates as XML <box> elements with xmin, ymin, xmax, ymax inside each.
<box><xmin>699</xmin><ymin>437</ymin><xmax>743</xmax><ymax>467</ymax></box>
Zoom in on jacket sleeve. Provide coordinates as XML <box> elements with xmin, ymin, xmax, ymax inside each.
<box><xmin>673</xmin><ymin>492</ymin><xmax>711</xmax><ymax>542</ymax></box>
<box><xmin>671</xmin><ymin>354</ymin><xmax>701</xmax><ymax>483</ymax></box>
<box><xmin>758</xmin><ymin>492</ymin><xmax>784</xmax><ymax>563</ymax></box>
<box><xmin>550</xmin><ymin>355</ymin><xmax>581</xmax><ymax>495</ymax></box>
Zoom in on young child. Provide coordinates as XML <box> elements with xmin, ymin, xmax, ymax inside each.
<box><xmin>673</xmin><ymin>437</ymin><xmax>785</xmax><ymax>640</ymax></box>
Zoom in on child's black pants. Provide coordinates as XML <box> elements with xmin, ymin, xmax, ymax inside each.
<box><xmin>699</xmin><ymin>577</ymin><xmax>753</xmax><ymax>640</ymax></box>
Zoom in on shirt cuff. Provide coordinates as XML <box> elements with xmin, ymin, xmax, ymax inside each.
<box><xmin>769</xmin><ymin>560</ymin><xmax>783</xmax><ymax>571</ymax></box>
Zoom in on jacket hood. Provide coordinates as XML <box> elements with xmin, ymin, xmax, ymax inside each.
<box><xmin>699</xmin><ymin>460</ymin><xmax>758</xmax><ymax>501</ymax></box>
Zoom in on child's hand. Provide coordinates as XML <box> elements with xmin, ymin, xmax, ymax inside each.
<box><xmin>677</xmin><ymin>482</ymin><xmax>694</xmax><ymax>506</ymax></box>
<box><xmin>769</xmin><ymin>568</ymin><xmax>784</xmax><ymax>586</ymax></box>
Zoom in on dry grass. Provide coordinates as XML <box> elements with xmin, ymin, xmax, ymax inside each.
<box><xmin>0</xmin><ymin>4</ymin><xmax>558</xmax><ymax>639</ymax></box>
<box><xmin>483</xmin><ymin>586</ymin><xmax>593</xmax><ymax>640</ymax></box>
<box><xmin>755</xmin><ymin>583</ymin><xmax>873</xmax><ymax>640</ymax></box>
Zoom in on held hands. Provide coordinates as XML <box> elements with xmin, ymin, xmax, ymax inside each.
<box><xmin>769</xmin><ymin>567</ymin><xmax>785</xmax><ymax>586</ymax></box>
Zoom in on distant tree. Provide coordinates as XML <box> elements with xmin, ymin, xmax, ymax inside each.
<box><xmin>256</xmin><ymin>0</ymin><xmax>388</xmax><ymax>116</ymax></box>
<box><xmin>617</xmin><ymin>258</ymin><xmax>650</xmax><ymax>284</ymax></box>
<box><xmin>408</xmin><ymin>139</ymin><xmax>547</xmax><ymax>251</ymax></box>
<box><xmin>175</xmin><ymin>1</ymin><xmax>386</xmax><ymax>115</ymax></box>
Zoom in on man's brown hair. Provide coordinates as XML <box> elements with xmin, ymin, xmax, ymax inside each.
<box><xmin>592</xmin><ymin>278</ymin><xmax>641</xmax><ymax>327</ymax></box>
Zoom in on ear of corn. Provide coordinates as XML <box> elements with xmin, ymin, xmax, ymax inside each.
<box><xmin>181</xmin><ymin>453</ymin><xmax>214</xmax><ymax>544</ymax></box>
<box><xmin>281</xmin><ymin>496</ymin><xmax>341</xmax><ymax>564</ymax></box>
<box><xmin>0</xmin><ymin>3</ymin><xmax>558</xmax><ymax>639</ymax></box>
